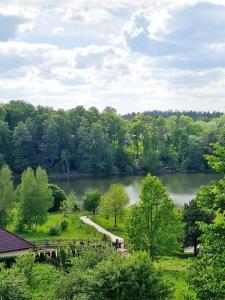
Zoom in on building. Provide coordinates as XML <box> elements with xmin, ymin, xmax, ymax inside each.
<box><xmin>0</xmin><ymin>227</ymin><xmax>34</xmax><ymax>257</ymax></box>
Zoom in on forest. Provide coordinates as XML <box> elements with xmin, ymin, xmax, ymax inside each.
<box><xmin>0</xmin><ymin>101</ymin><xmax>224</xmax><ymax>299</ymax></box>
<box><xmin>0</xmin><ymin>100</ymin><xmax>225</xmax><ymax>175</ymax></box>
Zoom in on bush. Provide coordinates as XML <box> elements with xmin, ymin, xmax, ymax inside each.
<box><xmin>0</xmin><ymin>265</ymin><xmax>30</xmax><ymax>300</ymax></box>
<box><xmin>48</xmin><ymin>225</ymin><xmax>60</xmax><ymax>236</ymax></box>
<box><xmin>60</xmin><ymin>220</ymin><xmax>69</xmax><ymax>232</ymax></box>
<box><xmin>56</xmin><ymin>250</ymin><xmax>172</xmax><ymax>300</ymax></box>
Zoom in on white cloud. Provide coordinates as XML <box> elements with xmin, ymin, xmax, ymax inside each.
<box><xmin>62</xmin><ymin>8</ymin><xmax>113</xmax><ymax>24</ymax></box>
<box><xmin>122</xmin><ymin>2</ymin><xmax>225</xmax><ymax>72</ymax></box>
<box><xmin>51</xmin><ymin>26</ymin><xmax>64</xmax><ymax>35</ymax></box>
<box><xmin>0</xmin><ymin>0</ymin><xmax>225</xmax><ymax>113</ymax></box>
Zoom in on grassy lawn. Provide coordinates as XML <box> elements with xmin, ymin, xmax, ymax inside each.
<box><xmin>92</xmin><ymin>212</ymin><xmax>128</xmax><ymax>239</ymax></box>
<box><xmin>154</xmin><ymin>256</ymin><xmax>196</xmax><ymax>300</ymax></box>
<box><xmin>8</xmin><ymin>211</ymin><xmax>102</xmax><ymax>242</ymax></box>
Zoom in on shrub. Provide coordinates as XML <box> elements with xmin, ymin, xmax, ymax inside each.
<box><xmin>60</xmin><ymin>220</ymin><xmax>69</xmax><ymax>231</ymax></box>
<box><xmin>56</xmin><ymin>250</ymin><xmax>172</xmax><ymax>300</ymax></box>
<box><xmin>48</xmin><ymin>225</ymin><xmax>60</xmax><ymax>236</ymax></box>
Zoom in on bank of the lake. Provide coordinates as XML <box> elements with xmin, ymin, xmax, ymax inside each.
<box><xmin>53</xmin><ymin>172</ymin><xmax>220</xmax><ymax>206</ymax></box>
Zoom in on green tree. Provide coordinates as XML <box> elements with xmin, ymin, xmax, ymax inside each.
<box><xmin>0</xmin><ymin>165</ymin><xmax>15</xmax><ymax>227</ymax></box>
<box><xmin>40</xmin><ymin>118</ymin><xmax>60</xmax><ymax>170</ymax></box>
<box><xmin>35</xmin><ymin>167</ymin><xmax>53</xmax><ymax>226</ymax></box>
<box><xmin>183</xmin><ymin>199</ymin><xmax>214</xmax><ymax>256</ymax></box>
<box><xmin>188</xmin><ymin>143</ymin><xmax>225</xmax><ymax>299</ymax></box>
<box><xmin>4</xmin><ymin>100</ymin><xmax>35</xmax><ymax>130</ymax></box>
<box><xmin>205</xmin><ymin>143</ymin><xmax>225</xmax><ymax>174</ymax></box>
<box><xmin>100</xmin><ymin>183</ymin><xmax>129</xmax><ymax>227</ymax></box>
<box><xmin>0</xmin><ymin>120</ymin><xmax>11</xmax><ymax>166</ymax></box>
<box><xmin>127</xmin><ymin>174</ymin><xmax>182</xmax><ymax>259</ymax></box>
<box><xmin>64</xmin><ymin>190</ymin><xmax>78</xmax><ymax>214</ymax></box>
<box><xmin>83</xmin><ymin>189</ymin><xmax>101</xmax><ymax>214</ymax></box>
<box><xmin>19</xmin><ymin>167</ymin><xmax>53</xmax><ymax>230</ymax></box>
<box><xmin>13</xmin><ymin>121</ymin><xmax>33</xmax><ymax>173</ymax></box>
<box><xmin>48</xmin><ymin>184</ymin><xmax>66</xmax><ymax>212</ymax></box>
<box><xmin>188</xmin><ymin>222</ymin><xmax>225</xmax><ymax>299</ymax></box>
<box><xmin>196</xmin><ymin>179</ymin><xmax>225</xmax><ymax>213</ymax></box>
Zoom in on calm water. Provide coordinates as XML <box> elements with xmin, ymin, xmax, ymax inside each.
<box><xmin>53</xmin><ymin>173</ymin><xmax>220</xmax><ymax>207</ymax></box>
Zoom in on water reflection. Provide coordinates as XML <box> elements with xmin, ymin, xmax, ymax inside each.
<box><xmin>53</xmin><ymin>173</ymin><xmax>220</xmax><ymax>207</ymax></box>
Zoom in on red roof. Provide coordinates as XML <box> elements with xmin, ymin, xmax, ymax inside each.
<box><xmin>0</xmin><ymin>227</ymin><xmax>33</xmax><ymax>254</ymax></box>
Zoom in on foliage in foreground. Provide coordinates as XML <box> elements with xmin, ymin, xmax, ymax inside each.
<box><xmin>188</xmin><ymin>145</ymin><xmax>225</xmax><ymax>299</ymax></box>
<box><xmin>188</xmin><ymin>222</ymin><xmax>225</xmax><ymax>299</ymax></box>
<box><xmin>56</xmin><ymin>248</ymin><xmax>172</xmax><ymax>300</ymax></box>
<box><xmin>0</xmin><ymin>263</ymin><xmax>30</xmax><ymax>300</ymax></box>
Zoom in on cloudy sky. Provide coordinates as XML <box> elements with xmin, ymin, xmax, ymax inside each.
<box><xmin>0</xmin><ymin>0</ymin><xmax>225</xmax><ymax>113</ymax></box>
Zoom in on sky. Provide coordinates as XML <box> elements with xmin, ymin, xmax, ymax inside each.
<box><xmin>0</xmin><ymin>0</ymin><xmax>225</xmax><ymax>113</ymax></box>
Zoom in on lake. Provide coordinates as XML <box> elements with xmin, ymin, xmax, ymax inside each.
<box><xmin>53</xmin><ymin>173</ymin><xmax>220</xmax><ymax>207</ymax></box>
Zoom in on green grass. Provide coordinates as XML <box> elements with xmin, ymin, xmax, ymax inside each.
<box><xmin>9</xmin><ymin>211</ymin><xmax>102</xmax><ymax>242</ymax></box>
<box><xmin>154</xmin><ymin>257</ymin><xmax>196</xmax><ymax>300</ymax></box>
<box><xmin>30</xmin><ymin>263</ymin><xmax>61</xmax><ymax>300</ymax></box>
<box><xmin>92</xmin><ymin>213</ymin><xmax>128</xmax><ymax>239</ymax></box>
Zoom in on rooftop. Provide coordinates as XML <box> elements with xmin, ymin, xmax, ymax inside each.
<box><xmin>0</xmin><ymin>227</ymin><xmax>33</xmax><ymax>254</ymax></box>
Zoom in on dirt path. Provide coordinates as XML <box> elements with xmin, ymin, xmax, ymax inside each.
<box><xmin>79</xmin><ymin>216</ymin><xmax>124</xmax><ymax>246</ymax></box>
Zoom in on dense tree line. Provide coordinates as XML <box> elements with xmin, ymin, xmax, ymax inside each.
<box><xmin>124</xmin><ymin>110</ymin><xmax>222</xmax><ymax>121</ymax></box>
<box><xmin>0</xmin><ymin>101</ymin><xmax>224</xmax><ymax>175</ymax></box>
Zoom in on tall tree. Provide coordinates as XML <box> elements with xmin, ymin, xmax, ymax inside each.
<box><xmin>13</xmin><ymin>122</ymin><xmax>33</xmax><ymax>173</ymax></box>
<box><xmin>19</xmin><ymin>167</ymin><xmax>53</xmax><ymax>230</ymax></box>
<box><xmin>65</xmin><ymin>190</ymin><xmax>78</xmax><ymax>214</ymax></box>
<box><xmin>100</xmin><ymin>184</ymin><xmax>129</xmax><ymax>227</ymax></box>
<box><xmin>126</xmin><ymin>174</ymin><xmax>182</xmax><ymax>259</ymax></box>
<box><xmin>183</xmin><ymin>199</ymin><xmax>214</xmax><ymax>256</ymax></box>
<box><xmin>0</xmin><ymin>165</ymin><xmax>15</xmax><ymax>227</ymax></box>
<box><xmin>0</xmin><ymin>121</ymin><xmax>11</xmax><ymax>166</ymax></box>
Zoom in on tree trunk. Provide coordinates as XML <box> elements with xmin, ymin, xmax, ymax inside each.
<box><xmin>66</xmin><ymin>160</ymin><xmax>70</xmax><ymax>177</ymax></box>
<box><xmin>194</xmin><ymin>241</ymin><xmax>198</xmax><ymax>257</ymax></box>
<box><xmin>114</xmin><ymin>212</ymin><xmax>117</xmax><ymax>227</ymax></box>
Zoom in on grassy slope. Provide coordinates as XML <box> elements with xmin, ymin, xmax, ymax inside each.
<box><xmin>154</xmin><ymin>257</ymin><xmax>196</xmax><ymax>300</ymax></box>
<box><xmin>8</xmin><ymin>211</ymin><xmax>102</xmax><ymax>242</ymax></box>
